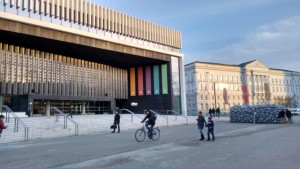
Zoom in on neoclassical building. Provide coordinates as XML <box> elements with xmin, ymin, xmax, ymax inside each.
<box><xmin>185</xmin><ymin>60</ymin><xmax>300</xmax><ymax>114</ymax></box>
<box><xmin>0</xmin><ymin>0</ymin><xmax>187</xmax><ymax>116</ymax></box>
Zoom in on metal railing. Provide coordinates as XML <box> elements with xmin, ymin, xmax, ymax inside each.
<box><xmin>149</xmin><ymin>109</ymin><xmax>169</xmax><ymax>126</ymax></box>
<box><xmin>2</xmin><ymin>105</ymin><xmax>29</xmax><ymax>141</ymax></box>
<box><xmin>166</xmin><ymin>110</ymin><xmax>189</xmax><ymax>125</ymax></box>
<box><xmin>120</xmin><ymin>109</ymin><xmax>144</xmax><ymax>122</ymax></box>
<box><xmin>51</xmin><ymin>107</ymin><xmax>78</xmax><ymax>136</ymax></box>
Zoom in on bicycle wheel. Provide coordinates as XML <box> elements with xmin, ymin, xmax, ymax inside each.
<box><xmin>135</xmin><ymin>129</ymin><xmax>146</xmax><ymax>142</ymax></box>
<box><xmin>152</xmin><ymin>128</ymin><xmax>160</xmax><ymax>140</ymax></box>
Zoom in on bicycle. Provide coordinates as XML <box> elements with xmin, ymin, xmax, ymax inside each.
<box><xmin>135</xmin><ymin>122</ymin><xmax>160</xmax><ymax>142</ymax></box>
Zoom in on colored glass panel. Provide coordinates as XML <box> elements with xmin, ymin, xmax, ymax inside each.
<box><xmin>242</xmin><ymin>85</ymin><xmax>249</xmax><ymax>104</ymax></box>
<box><xmin>138</xmin><ymin>67</ymin><xmax>144</xmax><ymax>96</ymax></box>
<box><xmin>161</xmin><ymin>64</ymin><xmax>168</xmax><ymax>94</ymax></box>
<box><xmin>153</xmin><ymin>65</ymin><xmax>160</xmax><ymax>95</ymax></box>
<box><xmin>130</xmin><ymin>67</ymin><xmax>136</xmax><ymax>96</ymax></box>
<box><xmin>145</xmin><ymin>66</ymin><xmax>152</xmax><ymax>95</ymax></box>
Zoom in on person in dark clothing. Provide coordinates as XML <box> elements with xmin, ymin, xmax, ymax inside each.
<box><xmin>197</xmin><ymin>111</ymin><xmax>207</xmax><ymax>140</ymax></box>
<box><xmin>286</xmin><ymin>109</ymin><xmax>292</xmax><ymax>123</ymax></box>
<box><xmin>216</xmin><ymin>107</ymin><xmax>221</xmax><ymax>118</ymax></box>
<box><xmin>278</xmin><ymin>109</ymin><xmax>286</xmax><ymax>124</ymax></box>
<box><xmin>160</xmin><ymin>107</ymin><xmax>165</xmax><ymax>116</ymax></box>
<box><xmin>141</xmin><ymin>110</ymin><xmax>156</xmax><ymax>139</ymax></box>
<box><xmin>208</xmin><ymin>108</ymin><xmax>212</xmax><ymax>117</ymax></box>
<box><xmin>206</xmin><ymin>117</ymin><xmax>215</xmax><ymax>141</ymax></box>
<box><xmin>0</xmin><ymin>115</ymin><xmax>8</xmax><ymax>139</ymax></box>
<box><xmin>112</xmin><ymin>110</ymin><xmax>120</xmax><ymax>133</ymax></box>
<box><xmin>212</xmin><ymin>108</ymin><xmax>216</xmax><ymax>118</ymax></box>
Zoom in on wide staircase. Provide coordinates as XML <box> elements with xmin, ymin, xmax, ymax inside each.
<box><xmin>1</xmin><ymin>109</ymin><xmax>194</xmax><ymax>144</ymax></box>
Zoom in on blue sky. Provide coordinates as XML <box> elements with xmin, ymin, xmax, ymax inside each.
<box><xmin>93</xmin><ymin>0</ymin><xmax>300</xmax><ymax>72</ymax></box>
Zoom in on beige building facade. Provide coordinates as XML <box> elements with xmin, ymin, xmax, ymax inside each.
<box><xmin>185</xmin><ymin>60</ymin><xmax>300</xmax><ymax>114</ymax></box>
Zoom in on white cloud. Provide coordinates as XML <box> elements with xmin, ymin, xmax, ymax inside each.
<box><xmin>199</xmin><ymin>16</ymin><xmax>300</xmax><ymax>72</ymax></box>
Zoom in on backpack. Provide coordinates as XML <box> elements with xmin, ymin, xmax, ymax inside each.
<box><xmin>150</xmin><ymin>113</ymin><xmax>157</xmax><ymax>121</ymax></box>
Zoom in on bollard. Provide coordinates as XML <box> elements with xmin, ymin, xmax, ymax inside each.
<box><xmin>253</xmin><ymin>112</ymin><xmax>256</xmax><ymax>124</ymax></box>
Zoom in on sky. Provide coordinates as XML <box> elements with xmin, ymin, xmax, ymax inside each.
<box><xmin>92</xmin><ymin>0</ymin><xmax>300</xmax><ymax>72</ymax></box>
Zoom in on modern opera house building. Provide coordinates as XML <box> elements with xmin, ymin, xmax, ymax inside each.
<box><xmin>0</xmin><ymin>0</ymin><xmax>186</xmax><ymax>116</ymax></box>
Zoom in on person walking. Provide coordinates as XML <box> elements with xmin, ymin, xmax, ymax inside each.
<box><xmin>206</xmin><ymin>117</ymin><xmax>215</xmax><ymax>141</ymax></box>
<box><xmin>286</xmin><ymin>109</ymin><xmax>292</xmax><ymax>123</ymax></box>
<box><xmin>216</xmin><ymin>107</ymin><xmax>220</xmax><ymax>118</ymax></box>
<box><xmin>278</xmin><ymin>108</ymin><xmax>286</xmax><ymax>124</ymax></box>
<box><xmin>212</xmin><ymin>108</ymin><xmax>216</xmax><ymax>118</ymax></box>
<box><xmin>112</xmin><ymin>110</ymin><xmax>120</xmax><ymax>133</ymax></box>
<box><xmin>208</xmin><ymin>108</ymin><xmax>212</xmax><ymax>117</ymax></box>
<box><xmin>196</xmin><ymin>111</ymin><xmax>207</xmax><ymax>140</ymax></box>
<box><xmin>0</xmin><ymin>115</ymin><xmax>8</xmax><ymax>139</ymax></box>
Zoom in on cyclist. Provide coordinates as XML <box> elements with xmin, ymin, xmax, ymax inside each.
<box><xmin>141</xmin><ymin>110</ymin><xmax>156</xmax><ymax>139</ymax></box>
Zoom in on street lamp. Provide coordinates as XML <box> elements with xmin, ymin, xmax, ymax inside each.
<box><xmin>29</xmin><ymin>102</ymin><xmax>33</xmax><ymax>117</ymax></box>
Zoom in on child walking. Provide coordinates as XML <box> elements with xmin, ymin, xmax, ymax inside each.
<box><xmin>206</xmin><ymin>117</ymin><xmax>215</xmax><ymax>141</ymax></box>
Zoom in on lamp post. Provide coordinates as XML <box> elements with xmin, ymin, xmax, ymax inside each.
<box><xmin>213</xmin><ymin>82</ymin><xmax>217</xmax><ymax>109</ymax></box>
<box><xmin>29</xmin><ymin>102</ymin><xmax>33</xmax><ymax>117</ymax></box>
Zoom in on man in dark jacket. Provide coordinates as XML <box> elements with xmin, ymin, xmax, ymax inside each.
<box><xmin>212</xmin><ymin>108</ymin><xmax>216</xmax><ymax>118</ymax></box>
<box><xmin>278</xmin><ymin>109</ymin><xmax>286</xmax><ymax>124</ymax></box>
<box><xmin>286</xmin><ymin>109</ymin><xmax>292</xmax><ymax>123</ymax></box>
<box><xmin>216</xmin><ymin>107</ymin><xmax>221</xmax><ymax>118</ymax></box>
<box><xmin>197</xmin><ymin>111</ymin><xmax>207</xmax><ymax>140</ymax></box>
<box><xmin>208</xmin><ymin>108</ymin><xmax>212</xmax><ymax>117</ymax></box>
<box><xmin>141</xmin><ymin>110</ymin><xmax>156</xmax><ymax>139</ymax></box>
<box><xmin>112</xmin><ymin>110</ymin><xmax>120</xmax><ymax>133</ymax></box>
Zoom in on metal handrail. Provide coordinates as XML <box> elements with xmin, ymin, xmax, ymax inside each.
<box><xmin>120</xmin><ymin>109</ymin><xmax>143</xmax><ymax>122</ymax></box>
<box><xmin>51</xmin><ymin>107</ymin><xmax>78</xmax><ymax>136</ymax></box>
<box><xmin>166</xmin><ymin>110</ymin><xmax>189</xmax><ymax>125</ymax></box>
<box><xmin>2</xmin><ymin>105</ymin><xmax>29</xmax><ymax>141</ymax></box>
<box><xmin>149</xmin><ymin>109</ymin><xmax>169</xmax><ymax>127</ymax></box>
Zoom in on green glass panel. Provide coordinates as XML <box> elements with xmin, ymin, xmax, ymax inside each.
<box><xmin>153</xmin><ymin>65</ymin><xmax>160</xmax><ymax>95</ymax></box>
<box><xmin>161</xmin><ymin>64</ymin><xmax>168</xmax><ymax>94</ymax></box>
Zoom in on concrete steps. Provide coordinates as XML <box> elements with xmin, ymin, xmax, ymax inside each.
<box><xmin>0</xmin><ymin>114</ymin><xmax>198</xmax><ymax>143</ymax></box>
